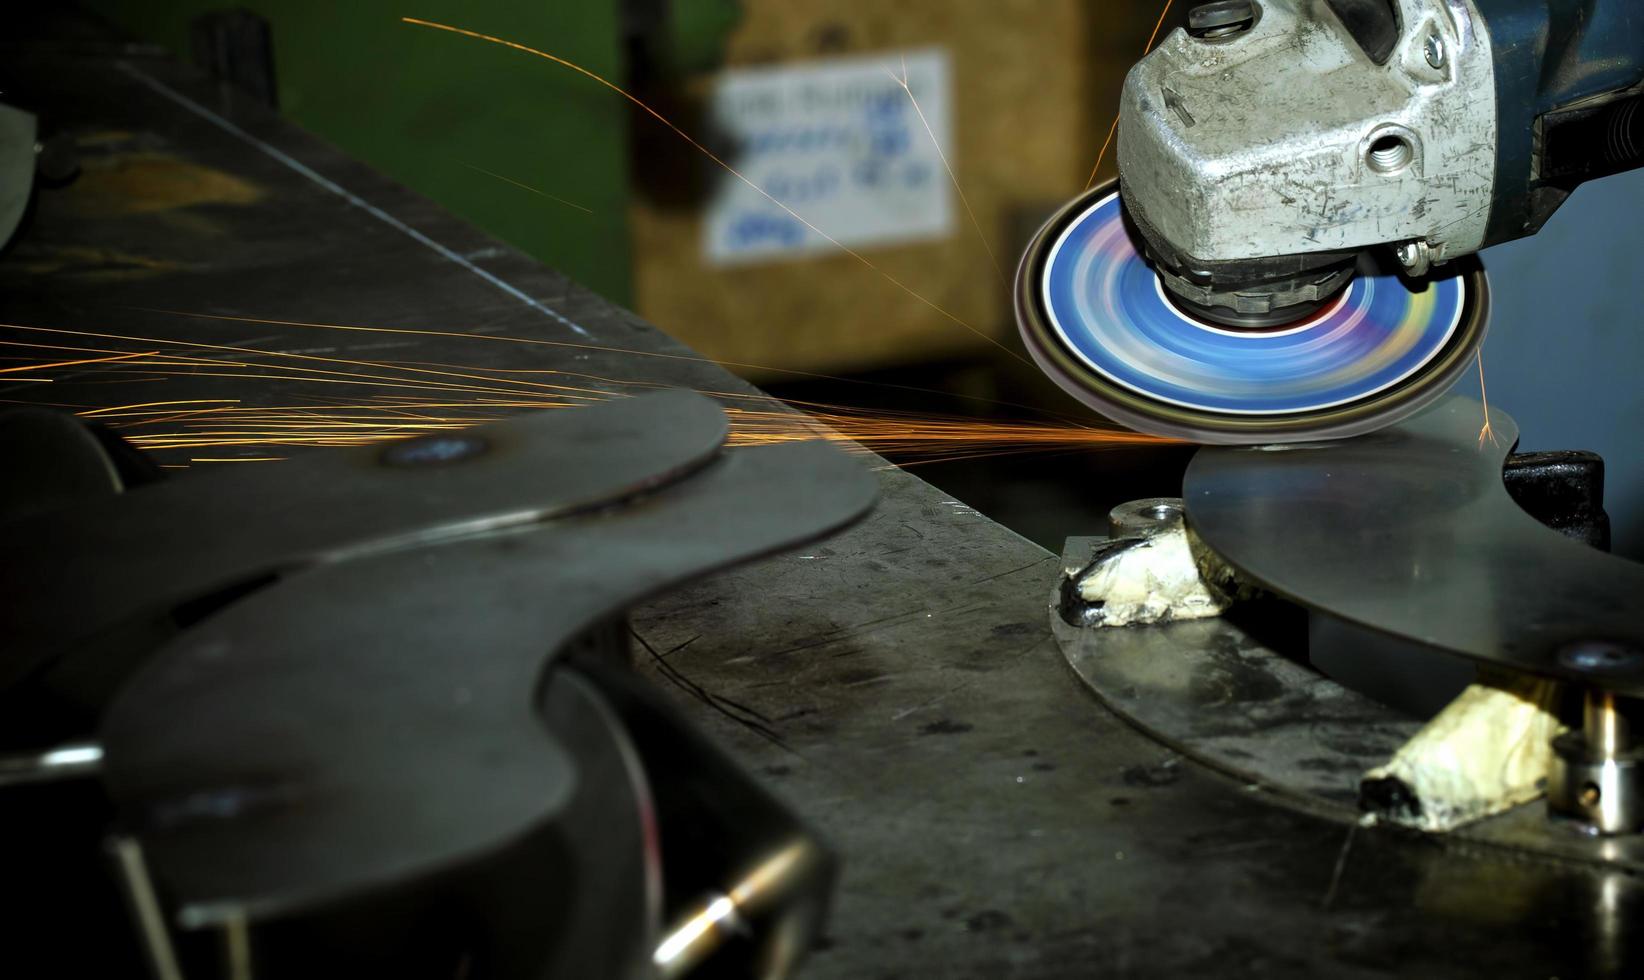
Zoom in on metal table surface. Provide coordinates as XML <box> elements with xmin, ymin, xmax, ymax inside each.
<box><xmin>2</xmin><ymin>16</ymin><xmax>1634</xmax><ymax>978</ymax></box>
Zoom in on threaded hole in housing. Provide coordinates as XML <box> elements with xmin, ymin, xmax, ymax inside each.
<box><xmin>1367</xmin><ymin>134</ymin><xmax>1413</xmax><ymax>174</ymax></box>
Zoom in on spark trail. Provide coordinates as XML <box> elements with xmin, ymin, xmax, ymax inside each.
<box><xmin>1476</xmin><ymin>349</ymin><xmax>1499</xmax><ymax>449</ymax></box>
<box><xmin>400</xmin><ymin>17</ymin><xmax>1029</xmax><ymax>366</ymax></box>
<box><xmin>129</xmin><ymin>308</ymin><xmax>1090</xmax><ymax>425</ymax></box>
<box><xmin>463</xmin><ymin>163</ymin><xmax>593</xmax><ymax>214</ymax></box>
<box><xmin>0</xmin><ymin>326</ymin><xmax>1172</xmax><ymax>466</ymax></box>
<box><xmin>1084</xmin><ymin>0</ymin><xmax>1175</xmax><ymax>191</ymax></box>
<box><xmin>887</xmin><ymin>57</ymin><xmax>1007</xmax><ymax>287</ymax></box>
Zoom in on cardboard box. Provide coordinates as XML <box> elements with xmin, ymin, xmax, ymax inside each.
<box><xmin>629</xmin><ymin>1</ymin><xmax>1156</xmax><ymax>379</ymax></box>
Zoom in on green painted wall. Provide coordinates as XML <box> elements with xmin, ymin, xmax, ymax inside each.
<box><xmin>87</xmin><ymin>0</ymin><xmax>633</xmax><ymax>304</ymax></box>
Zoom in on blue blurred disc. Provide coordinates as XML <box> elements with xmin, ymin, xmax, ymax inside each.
<box><xmin>1038</xmin><ymin>190</ymin><xmax>1468</xmax><ymax>415</ymax></box>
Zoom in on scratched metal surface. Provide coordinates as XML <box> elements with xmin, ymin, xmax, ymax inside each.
<box><xmin>2</xmin><ymin>14</ymin><xmax>1637</xmax><ymax>977</ymax></box>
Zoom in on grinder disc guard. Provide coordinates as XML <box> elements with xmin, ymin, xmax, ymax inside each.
<box><xmin>1017</xmin><ymin>183</ymin><xmax>1490</xmax><ymax>443</ymax></box>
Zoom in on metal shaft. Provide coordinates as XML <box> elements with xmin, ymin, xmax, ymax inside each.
<box><xmin>1585</xmin><ymin>690</ymin><xmax>1632</xmax><ymax>756</ymax></box>
<box><xmin>1550</xmin><ymin>690</ymin><xmax>1644</xmax><ymax>834</ymax></box>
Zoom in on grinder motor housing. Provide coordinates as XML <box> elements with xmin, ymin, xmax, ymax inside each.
<box><xmin>1117</xmin><ymin>0</ymin><xmax>1644</xmax><ymax>324</ymax></box>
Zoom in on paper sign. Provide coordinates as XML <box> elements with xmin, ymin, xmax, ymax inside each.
<box><xmin>703</xmin><ymin>48</ymin><xmax>954</xmax><ymax>265</ymax></box>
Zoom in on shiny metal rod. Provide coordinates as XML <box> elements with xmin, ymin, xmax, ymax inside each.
<box><xmin>652</xmin><ymin>839</ymin><xmax>820</xmax><ymax>980</ymax></box>
<box><xmin>109</xmin><ymin>836</ymin><xmax>185</xmax><ymax>980</ymax></box>
<box><xmin>0</xmin><ymin>741</ymin><xmax>102</xmax><ymax>787</ymax></box>
<box><xmin>1585</xmin><ymin>690</ymin><xmax>1632</xmax><ymax>756</ymax></box>
<box><xmin>1550</xmin><ymin>690</ymin><xmax>1644</xmax><ymax>834</ymax></box>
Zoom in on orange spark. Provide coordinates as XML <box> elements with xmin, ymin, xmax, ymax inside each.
<box><xmin>887</xmin><ymin>57</ymin><xmax>1007</xmax><ymax>287</ymax></box>
<box><xmin>0</xmin><ymin>350</ymin><xmax>158</xmax><ymax>374</ymax></box>
<box><xmin>1084</xmin><ymin>0</ymin><xmax>1175</xmax><ymax>191</ymax></box>
<box><xmin>5</xmin><ymin>321</ymin><xmax>1173</xmax><ymax>465</ymax></box>
<box><xmin>1476</xmin><ymin>349</ymin><xmax>1498</xmax><ymax>449</ymax></box>
<box><xmin>463</xmin><ymin>163</ymin><xmax>593</xmax><ymax>214</ymax></box>
<box><xmin>720</xmin><ymin>399</ymin><xmax>1174</xmax><ymax>463</ymax></box>
<box><xmin>129</xmin><ymin>308</ymin><xmax>1087</xmax><ymax>424</ymax></box>
<box><xmin>80</xmin><ymin>398</ymin><xmax>241</xmax><ymax>416</ymax></box>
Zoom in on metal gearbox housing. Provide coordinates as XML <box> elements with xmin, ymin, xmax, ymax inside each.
<box><xmin>1117</xmin><ymin>0</ymin><xmax>1498</xmax><ymax>302</ymax></box>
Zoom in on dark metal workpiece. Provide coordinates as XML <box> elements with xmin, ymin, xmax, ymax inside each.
<box><xmin>0</xmin><ymin>391</ymin><xmax>732</xmax><ymax>748</ymax></box>
<box><xmin>6</xmin><ymin>25</ymin><xmax>1642</xmax><ymax>976</ymax></box>
<box><xmin>1185</xmin><ymin>398</ymin><xmax>1644</xmax><ymax>694</ymax></box>
<box><xmin>1051</xmin><ymin>551</ymin><xmax>1409</xmax><ymax>807</ymax></box>
<box><xmin>0</xmin><ymin>102</ymin><xmax>36</xmax><ymax>251</ymax></box>
<box><xmin>97</xmin><ymin>410</ymin><xmax>873</xmax><ymax>970</ymax></box>
<box><xmin>0</xmin><ymin>407</ymin><xmax>125</xmax><ymax>524</ymax></box>
<box><xmin>1054</xmin><ymin>402</ymin><xmax>1644</xmax><ymax>865</ymax></box>
<box><xmin>1503</xmin><ymin>449</ymin><xmax>1611</xmax><ymax>550</ymax></box>
<box><xmin>1051</xmin><ymin>532</ymin><xmax>1644</xmax><ymax>871</ymax></box>
<box><xmin>3</xmin><ymin>389</ymin><xmax>875</xmax><ymax>978</ymax></box>
<box><xmin>1307</xmin><ymin>445</ymin><xmax>1613</xmax><ymax>718</ymax></box>
<box><xmin>0</xmin><ymin>409</ymin><xmax>167</xmax><ymax>528</ymax></box>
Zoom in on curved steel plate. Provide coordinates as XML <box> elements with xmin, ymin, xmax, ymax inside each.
<box><xmin>1051</xmin><ymin>539</ymin><xmax>1644</xmax><ymax>872</ymax></box>
<box><xmin>1</xmin><ymin>390</ymin><xmax>730</xmax><ymax>694</ymax></box>
<box><xmin>1185</xmin><ymin>397</ymin><xmax>1644</xmax><ymax>693</ymax></box>
<box><xmin>100</xmin><ymin>439</ymin><xmax>877</xmax><ymax>925</ymax></box>
<box><xmin>0</xmin><ymin>105</ymin><xmax>35</xmax><ymax>248</ymax></box>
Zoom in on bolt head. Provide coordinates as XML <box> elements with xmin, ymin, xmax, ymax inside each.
<box><xmin>381</xmin><ymin>433</ymin><xmax>488</xmax><ymax>467</ymax></box>
<box><xmin>1557</xmin><ymin>640</ymin><xmax>1644</xmax><ymax>675</ymax></box>
<box><xmin>1188</xmin><ymin>0</ymin><xmax>1257</xmax><ymax>39</ymax></box>
<box><xmin>1424</xmin><ymin>33</ymin><xmax>1445</xmax><ymax>69</ymax></box>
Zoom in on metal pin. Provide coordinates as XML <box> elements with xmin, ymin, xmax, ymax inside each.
<box><xmin>222</xmin><ymin>909</ymin><xmax>253</xmax><ymax>980</ymax></box>
<box><xmin>109</xmin><ymin>836</ymin><xmax>185</xmax><ymax>980</ymax></box>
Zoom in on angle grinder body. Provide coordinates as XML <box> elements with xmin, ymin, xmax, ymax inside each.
<box><xmin>1022</xmin><ymin>0</ymin><xmax>1644</xmax><ymax>442</ymax></box>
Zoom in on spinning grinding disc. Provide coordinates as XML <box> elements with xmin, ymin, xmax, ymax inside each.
<box><xmin>1016</xmin><ymin>182</ymin><xmax>1490</xmax><ymax>444</ymax></box>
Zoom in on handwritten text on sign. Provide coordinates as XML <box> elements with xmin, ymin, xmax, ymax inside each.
<box><xmin>703</xmin><ymin>48</ymin><xmax>954</xmax><ymax>265</ymax></box>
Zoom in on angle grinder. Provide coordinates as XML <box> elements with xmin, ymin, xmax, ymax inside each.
<box><xmin>1013</xmin><ymin>0</ymin><xmax>1644</xmax><ymax>445</ymax></box>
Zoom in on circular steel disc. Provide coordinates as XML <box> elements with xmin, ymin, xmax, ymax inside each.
<box><xmin>1016</xmin><ymin>182</ymin><xmax>1490</xmax><ymax>443</ymax></box>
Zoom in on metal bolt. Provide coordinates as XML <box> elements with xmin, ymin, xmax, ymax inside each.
<box><xmin>1423</xmin><ymin>32</ymin><xmax>1445</xmax><ymax>69</ymax></box>
<box><xmin>1188</xmin><ymin>1</ymin><xmax>1257</xmax><ymax>40</ymax></box>
<box><xmin>1394</xmin><ymin>240</ymin><xmax>1431</xmax><ymax>276</ymax></box>
<box><xmin>1108</xmin><ymin>497</ymin><xmax>1185</xmax><ymax>539</ymax></box>
<box><xmin>1558</xmin><ymin>640</ymin><xmax>1644</xmax><ymax>675</ymax></box>
<box><xmin>381</xmin><ymin>433</ymin><xmax>488</xmax><ymax>467</ymax></box>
